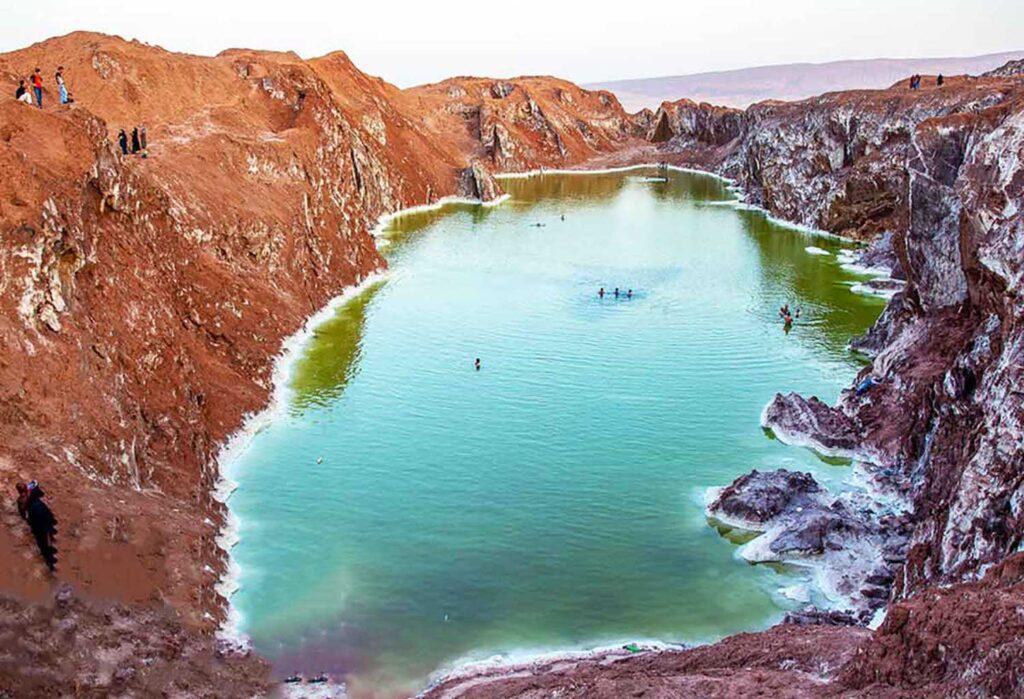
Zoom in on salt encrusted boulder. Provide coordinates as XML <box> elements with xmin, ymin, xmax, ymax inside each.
<box><xmin>707</xmin><ymin>468</ymin><xmax>824</xmax><ymax>527</ymax></box>
<box><xmin>761</xmin><ymin>393</ymin><xmax>862</xmax><ymax>457</ymax></box>
<box><xmin>708</xmin><ymin>469</ymin><xmax>907</xmax><ymax>611</ymax></box>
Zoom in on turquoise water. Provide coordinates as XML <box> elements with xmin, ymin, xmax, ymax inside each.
<box><xmin>227</xmin><ymin>169</ymin><xmax>884</xmax><ymax>697</ymax></box>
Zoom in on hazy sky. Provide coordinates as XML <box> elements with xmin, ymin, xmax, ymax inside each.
<box><xmin>4</xmin><ymin>0</ymin><xmax>1023</xmax><ymax>86</ymax></box>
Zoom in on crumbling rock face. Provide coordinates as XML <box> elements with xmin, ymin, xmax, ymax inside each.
<box><xmin>653</xmin><ymin>79</ymin><xmax>1022</xmax><ymax>240</ymax></box>
<box><xmin>460</xmin><ymin>160</ymin><xmax>502</xmax><ymax>202</ymax></box>
<box><xmin>410</xmin><ymin>76</ymin><xmax>644</xmax><ymax>172</ymax></box>
<box><xmin>984</xmin><ymin>58</ymin><xmax>1024</xmax><ymax>78</ymax></box>
<box><xmin>839</xmin><ymin>553</ymin><xmax>1024</xmax><ymax>698</ymax></box>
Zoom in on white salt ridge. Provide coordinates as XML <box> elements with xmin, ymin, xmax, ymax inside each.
<box><xmin>282</xmin><ymin>682</ymin><xmax>348</xmax><ymax>699</ymax></box>
<box><xmin>805</xmin><ymin>246</ymin><xmax>831</xmax><ymax>256</ymax></box>
<box><xmin>850</xmin><ymin>281</ymin><xmax>903</xmax><ymax>299</ymax></box>
<box><xmin>370</xmin><ymin>193</ymin><xmax>511</xmax><ymax>239</ymax></box>
<box><xmin>836</xmin><ymin>249</ymin><xmax>893</xmax><ymax>277</ymax></box>
<box><xmin>494</xmin><ymin>163</ymin><xmax>736</xmax><ymax>183</ymax></box>
<box><xmin>779</xmin><ymin>583</ymin><xmax>811</xmax><ymax>604</ymax></box>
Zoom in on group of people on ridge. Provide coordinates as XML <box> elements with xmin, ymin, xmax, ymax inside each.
<box><xmin>909</xmin><ymin>73</ymin><xmax>944</xmax><ymax>91</ymax></box>
<box><xmin>12</xmin><ymin>67</ymin><xmax>151</xmax><ymax>158</ymax></box>
<box><xmin>118</xmin><ymin>126</ymin><xmax>149</xmax><ymax>158</ymax></box>
<box><xmin>15</xmin><ymin>481</ymin><xmax>58</xmax><ymax>572</ymax></box>
<box><xmin>14</xmin><ymin>66</ymin><xmax>73</xmax><ymax>108</ymax></box>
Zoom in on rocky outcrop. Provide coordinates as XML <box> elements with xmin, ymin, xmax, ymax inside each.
<box><xmin>762</xmin><ymin>394</ymin><xmax>864</xmax><ymax>458</ymax></box>
<box><xmin>707</xmin><ymin>470</ymin><xmax>909</xmax><ymax>616</ymax></box>
<box><xmin>407</xmin><ymin>77</ymin><xmax>644</xmax><ymax>172</ymax></box>
<box><xmin>984</xmin><ymin>58</ymin><xmax>1024</xmax><ymax>77</ymax></box>
<box><xmin>652</xmin><ymin>77</ymin><xmax>1022</xmax><ymax>240</ymax></box>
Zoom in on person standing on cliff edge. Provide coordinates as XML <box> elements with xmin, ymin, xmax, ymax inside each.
<box><xmin>55</xmin><ymin>66</ymin><xmax>69</xmax><ymax>105</ymax></box>
<box><xmin>23</xmin><ymin>482</ymin><xmax>58</xmax><ymax>572</ymax></box>
<box><xmin>131</xmin><ymin>127</ymin><xmax>141</xmax><ymax>154</ymax></box>
<box><xmin>118</xmin><ymin>129</ymin><xmax>128</xmax><ymax>155</ymax></box>
<box><xmin>31</xmin><ymin>68</ymin><xmax>43</xmax><ymax>108</ymax></box>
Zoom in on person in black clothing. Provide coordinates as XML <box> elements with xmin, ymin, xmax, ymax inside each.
<box><xmin>937</xmin><ymin>74</ymin><xmax>945</xmax><ymax>87</ymax></box>
<box><xmin>131</xmin><ymin>127</ymin><xmax>141</xmax><ymax>154</ymax></box>
<box><xmin>25</xmin><ymin>484</ymin><xmax>57</xmax><ymax>572</ymax></box>
<box><xmin>15</xmin><ymin>80</ymin><xmax>26</xmax><ymax>100</ymax></box>
<box><xmin>118</xmin><ymin>129</ymin><xmax>128</xmax><ymax>155</ymax></box>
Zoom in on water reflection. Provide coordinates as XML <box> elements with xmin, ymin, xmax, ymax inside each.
<box><xmin>737</xmin><ymin>209</ymin><xmax>884</xmax><ymax>358</ymax></box>
<box><xmin>289</xmin><ymin>282</ymin><xmax>384</xmax><ymax>414</ymax></box>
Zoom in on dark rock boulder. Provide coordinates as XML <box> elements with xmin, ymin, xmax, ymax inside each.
<box><xmin>761</xmin><ymin>392</ymin><xmax>862</xmax><ymax>457</ymax></box>
<box><xmin>707</xmin><ymin>468</ymin><xmax>823</xmax><ymax>526</ymax></box>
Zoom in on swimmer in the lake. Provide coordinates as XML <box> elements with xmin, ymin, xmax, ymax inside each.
<box><xmin>598</xmin><ymin>287</ymin><xmax>605</xmax><ymax>298</ymax></box>
<box><xmin>627</xmin><ymin>289</ymin><xmax>633</xmax><ymax>299</ymax></box>
<box><xmin>614</xmin><ymin>287</ymin><xmax>620</xmax><ymax>298</ymax></box>
<box><xmin>474</xmin><ymin>358</ymin><xmax>481</xmax><ymax>371</ymax></box>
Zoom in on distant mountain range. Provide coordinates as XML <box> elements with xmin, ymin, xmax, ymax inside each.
<box><xmin>587</xmin><ymin>51</ymin><xmax>1024</xmax><ymax>111</ymax></box>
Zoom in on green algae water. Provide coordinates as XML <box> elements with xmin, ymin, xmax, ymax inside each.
<box><xmin>227</xmin><ymin>169</ymin><xmax>885</xmax><ymax>696</ymax></box>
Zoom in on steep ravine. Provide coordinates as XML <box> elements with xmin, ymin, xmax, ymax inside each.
<box><xmin>1</xmin><ymin>32</ymin><xmax>1023</xmax><ymax>697</ymax></box>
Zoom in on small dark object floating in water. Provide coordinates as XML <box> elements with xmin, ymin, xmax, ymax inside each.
<box><xmin>284</xmin><ymin>674</ymin><xmax>303</xmax><ymax>684</ymax></box>
<box><xmin>308</xmin><ymin>674</ymin><xmax>329</xmax><ymax>684</ymax></box>
<box><xmin>623</xmin><ymin>643</ymin><xmax>642</xmax><ymax>653</ymax></box>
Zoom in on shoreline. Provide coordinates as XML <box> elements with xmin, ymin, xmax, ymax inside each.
<box><xmin>213</xmin><ymin>269</ymin><xmax>388</xmax><ymax>644</ymax></box>
<box><xmin>210</xmin><ymin>163</ymin><xmax>882</xmax><ymax>680</ymax></box>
